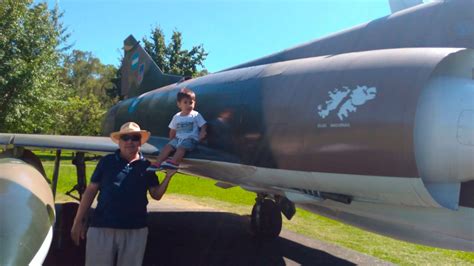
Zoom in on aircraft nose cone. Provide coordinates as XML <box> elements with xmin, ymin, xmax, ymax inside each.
<box><xmin>0</xmin><ymin>159</ymin><xmax>55</xmax><ymax>265</ymax></box>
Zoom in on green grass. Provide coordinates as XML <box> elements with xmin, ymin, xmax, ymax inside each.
<box><xmin>40</xmin><ymin>151</ymin><xmax>474</xmax><ymax>265</ymax></box>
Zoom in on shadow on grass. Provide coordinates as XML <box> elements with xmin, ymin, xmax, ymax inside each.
<box><xmin>35</xmin><ymin>151</ymin><xmax>101</xmax><ymax>163</ymax></box>
<box><xmin>46</xmin><ymin>207</ymin><xmax>354</xmax><ymax>266</ymax></box>
<box><xmin>35</xmin><ymin>152</ymin><xmax>75</xmax><ymax>161</ymax></box>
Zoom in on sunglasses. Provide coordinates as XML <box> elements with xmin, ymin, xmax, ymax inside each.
<box><xmin>120</xmin><ymin>134</ymin><xmax>141</xmax><ymax>142</ymax></box>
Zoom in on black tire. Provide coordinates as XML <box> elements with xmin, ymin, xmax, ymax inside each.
<box><xmin>250</xmin><ymin>199</ymin><xmax>282</xmax><ymax>239</ymax></box>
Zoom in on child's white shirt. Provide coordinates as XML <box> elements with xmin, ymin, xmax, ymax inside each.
<box><xmin>168</xmin><ymin>110</ymin><xmax>206</xmax><ymax>141</ymax></box>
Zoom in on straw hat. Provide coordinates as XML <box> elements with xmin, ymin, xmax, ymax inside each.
<box><xmin>110</xmin><ymin>122</ymin><xmax>151</xmax><ymax>145</ymax></box>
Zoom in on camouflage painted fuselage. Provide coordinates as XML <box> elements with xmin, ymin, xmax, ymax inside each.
<box><xmin>104</xmin><ymin>47</ymin><xmax>474</xmax><ymax>206</ymax></box>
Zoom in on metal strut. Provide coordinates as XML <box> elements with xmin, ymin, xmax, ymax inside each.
<box><xmin>51</xmin><ymin>149</ymin><xmax>62</xmax><ymax>199</ymax></box>
<box><xmin>66</xmin><ymin>152</ymin><xmax>87</xmax><ymax>201</ymax></box>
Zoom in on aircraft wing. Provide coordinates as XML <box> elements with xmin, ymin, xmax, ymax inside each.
<box><xmin>0</xmin><ymin>133</ymin><xmax>159</xmax><ymax>155</ymax></box>
<box><xmin>0</xmin><ymin>133</ymin><xmax>239</xmax><ymax>163</ymax></box>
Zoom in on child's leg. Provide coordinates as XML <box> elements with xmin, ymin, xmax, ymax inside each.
<box><xmin>155</xmin><ymin>144</ymin><xmax>175</xmax><ymax>164</ymax></box>
<box><xmin>170</xmin><ymin>147</ymin><xmax>186</xmax><ymax>165</ymax></box>
<box><xmin>163</xmin><ymin>139</ymin><xmax>196</xmax><ymax>168</ymax></box>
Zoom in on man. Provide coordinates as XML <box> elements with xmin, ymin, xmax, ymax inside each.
<box><xmin>71</xmin><ymin>122</ymin><xmax>173</xmax><ymax>266</ymax></box>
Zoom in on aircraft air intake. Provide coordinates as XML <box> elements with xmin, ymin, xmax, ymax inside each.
<box><xmin>414</xmin><ymin>49</ymin><xmax>474</xmax><ymax>209</ymax></box>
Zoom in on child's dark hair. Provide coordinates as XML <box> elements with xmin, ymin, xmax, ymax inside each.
<box><xmin>177</xmin><ymin>88</ymin><xmax>196</xmax><ymax>102</ymax></box>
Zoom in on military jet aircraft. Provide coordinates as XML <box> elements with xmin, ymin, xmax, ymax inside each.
<box><xmin>1</xmin><ymin>0</ymin><xmax>473</xmax><ymax>264</ymax></box>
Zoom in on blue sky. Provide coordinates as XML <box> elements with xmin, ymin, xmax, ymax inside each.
<box><xmin>41</xmin><ymin>0</ymin><xmax>391</xmax><ymax>72</ymax></box>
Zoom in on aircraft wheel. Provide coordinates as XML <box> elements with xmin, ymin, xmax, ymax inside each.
<box><xmin>250</xmin><ymin>199</ymin><xmax>282</xmax><ymax>239</ymax></box>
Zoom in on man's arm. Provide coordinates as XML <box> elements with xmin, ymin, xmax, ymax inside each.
<box><xmin>149</xmin><ymin>174</ymin><xmax>173</xmax><ymax>200</ymax></box>
<box><xmin>71</xmin><ymin>182</ymin><xmax>99</xmax><ymax>245</ymax></box>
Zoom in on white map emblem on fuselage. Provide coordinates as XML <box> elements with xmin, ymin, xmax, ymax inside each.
<box><xmin>317</xmin><ymin>85</ymin><xmax>377</xmax><ymax>121</ymax></box>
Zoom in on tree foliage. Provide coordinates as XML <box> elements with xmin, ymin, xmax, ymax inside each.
<box><xmin>0</xmin><ymin>1</ymin><xmax>118</xmax><ymax>135</ymax></box>
<box><xmin>55</xmin><ymin>50</ymin><xmax>119</xmax><ymax>135</ymax></box>
<box><xmin>142</xmin><ymin>26</ymin><xmax>208</xmax><ymax>77</ymax></box>
<box><xmin>107</xmin><ymin>64</ymin><xmax>123</xmax><ymax>102</ymax></box>
<box><xmin>56</xmin><ymin>95</ymin><xmax>105</xmax><ymax>136</ymax></box>
<box><xmin>0</xmin><ymin>0</ymin><xmax>68</xmax><ymax>133</ymax></box>
<box><xmin>0</xmin><ymin>4</ymin><xmax>207</xmax><ymax>136</ymax></box>
<box><xmin>62</xmin><ymin>50</ymin><xmax>118</xmax><ymax>107</ymax></box>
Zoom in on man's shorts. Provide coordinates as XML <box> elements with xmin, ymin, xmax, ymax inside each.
<box><xmin>86</xmin><ymin>227</ymin><xmax>148</xmax><ymax>266</ymax></box>
<box><xmin>168</xmin><ymin>138</ymin><xmax>198</xmax><ymax>151</ymax></box>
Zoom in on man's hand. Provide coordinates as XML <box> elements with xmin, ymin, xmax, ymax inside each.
<box><xmin>70</xmin><ymin>183</ymin><xmax>99</xmax><ymax>246</ymax></box>
<box><xmin>71</xmin><ymin>219</ymin><xmax>87</xmax><ymax>246</ymax></box>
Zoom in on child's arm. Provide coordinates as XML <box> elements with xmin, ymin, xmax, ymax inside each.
<box><xmin>199</xmin><ymin>124</ymin><xmax>207</xmax><ymax>141</ymax></box>
<box><xmin>169</xmin><ymin>129</ymin><xmax>176</xmax><ymax>140</ymax></box>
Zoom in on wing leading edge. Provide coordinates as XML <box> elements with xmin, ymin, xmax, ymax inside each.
<box><xmin>0</xmin><ymin>133</ymin><xmax>159</xmax><ymax>155</ymax></box>
<box><xmin>0</xmin><ymin>133</ymin><xmax>239</xmax><ymax>163</ymax></box>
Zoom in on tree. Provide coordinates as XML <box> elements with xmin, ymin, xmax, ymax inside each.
<box><xmin>61</xmin><ymin>50</ymin><xmax>118</xmax><ymax>107</ymax></box>
<box><xmin>142</xmin><ymin>27</ymin><xmax>208</xmax><ymax>77</ymax></box>
<box><xmin>0</xmin><ymin>0</ymin><xmax>68</xmax><ymax>133</ymax></box>
<box><xmin>55</xmin><ymin>49</ymin><xmax>120</xmax><ymax>135</ymax></box>
<box><xmin>143</xmin><ymin>27</ymin><xmax>167</xmax><ymax>72</ymax></box>
<box><xmin>56</xmin><ymin>94</ymin><xmax>105</xmax><ymax>136</ymax></box>
<box><xmin>107</xmin><ymin>65</ymin><xmax>123</xmax><ymax>102</ymax></box>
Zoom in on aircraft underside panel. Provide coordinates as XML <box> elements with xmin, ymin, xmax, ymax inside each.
<box><xmin>180</xmin><ymin>158</ymin><xmax>474</xmax><ymax>252</ymax></box>
<box><xmin>181</xmin><ymin>159</ymin><xmax>440</xmax><ymax>208</ymax></box>
<box><xmin>302</xmin><ymin>202</ymin><xmax>474</xmax><ymax>252</ymax></box>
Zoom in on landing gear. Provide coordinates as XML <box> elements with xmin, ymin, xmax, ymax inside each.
<box><xmin>250</xmin><ymin>195</ymin><xmax>282</xmax><ymax>239</ymax></box>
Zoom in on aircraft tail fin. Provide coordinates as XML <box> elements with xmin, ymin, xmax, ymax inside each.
<box><xmin>121</xmin><ymin>35</ymin><xmax>183</xmax><ymax>98</ymax></box>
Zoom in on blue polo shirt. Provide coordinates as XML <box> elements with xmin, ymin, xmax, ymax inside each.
<box><xmin>90</xmin><ymin>150</ymin><xmax>159</xmax><ymax>229</ymax></box>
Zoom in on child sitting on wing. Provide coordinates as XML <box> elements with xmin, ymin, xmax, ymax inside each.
<box><xmin>152</xmin><ymin>88</ymin><xmax>207</xmax><ymax>170</ymax></box>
